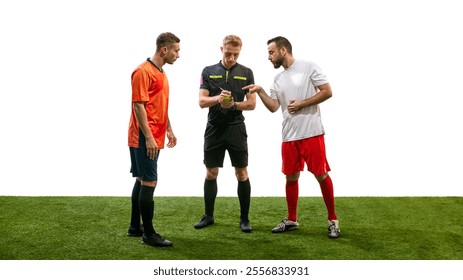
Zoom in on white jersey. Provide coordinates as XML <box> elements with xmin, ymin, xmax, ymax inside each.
<box><xmin>270</xmin><ymin>60</ymin><xmax>328</xmax><ymax>142</ymax></box>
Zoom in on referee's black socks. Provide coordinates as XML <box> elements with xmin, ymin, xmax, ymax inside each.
<box><xmin>204</xmin><ymin>179</ymin><xmax>218</xmax><ymax>217</ymax></box>
<box><xmin>238</xmin><ymin>179</ymin><xmax>251</xmax><ymax>221</ymax></box>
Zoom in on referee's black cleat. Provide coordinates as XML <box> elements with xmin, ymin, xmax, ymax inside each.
<box><xmin>142</xmin><ymin>232</ymin><xmax>173</xmax><ymax>247</ymax></box>
<box><xmin>240</xmin><ymin>219</ymin><xmax>252</xmax><ymax>233</ymax></box>
<box><xmin>127</xmin><ymin>224</ymin><xmax>144</xmax><ymax>237</ymax></box>
<box><xmin>194</xmin><ymin>215</ymin><xmax>214</xmax><ymax>229</ymax></box>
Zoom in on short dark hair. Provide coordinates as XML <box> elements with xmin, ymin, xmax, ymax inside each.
<box><xmin>156</xmin><ymin>32</ymin><xmax>180</xmax><ymax>51</ymax></box>
<box><xmin>267</xmin><ymin>36</ymin><xmax>292</xmax><ymax>55</ymax></box>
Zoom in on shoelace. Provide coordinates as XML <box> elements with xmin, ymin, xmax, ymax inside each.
<box><xmin>328</xmin><ymin>222</ymin><xmax>338</xmax><ymax>233</ymax></box>
<box><xmin>153</xmin><ymin>232</ymin><xmax>165</xmax><ymax>240</ymax></box>
<box><xmin>278</xmin><ymin>221</ymin><xmax>287</xmax><ymax>229</ymax></box>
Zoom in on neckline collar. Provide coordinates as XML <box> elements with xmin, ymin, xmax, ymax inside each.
<box><xmin>147</xmin><ymin>58</ymin><xmax>163</xmax><ymax>72</ymax></box>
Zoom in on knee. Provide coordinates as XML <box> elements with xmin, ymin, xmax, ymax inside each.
<box><xmin>206</xmin><ymin>168</ymin><xmax>219</xmax><ymax>180</ymax></box>
<box><xmin>235</xmin><ymin>168</ymin><xmax>248</xmax><ymax>181</ymax></box>
<box><xmin>286</xmin><ymin>173</ymin><xmax>300</xmax><ymax>182</ymax></box>
<box><xmin>315</xmin><ymin>173</ymin><xmax>328</xmax><ymax>182</ymax></box>
<box><xmin>141</xmin><ymin>180</ymin><xmax>157</xmax><ymax>187</ymax></box>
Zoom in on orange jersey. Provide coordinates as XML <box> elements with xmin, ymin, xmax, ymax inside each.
<box><xmin>128</xmin><ymin>59</ymin><xmax>169</xmax><ymax>149</ymax></box>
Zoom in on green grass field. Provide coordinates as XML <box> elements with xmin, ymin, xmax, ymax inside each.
<box><xmin>1</xmin><ymin>196</ymin><xmax>461</xmax><ymax>260</ymax></box>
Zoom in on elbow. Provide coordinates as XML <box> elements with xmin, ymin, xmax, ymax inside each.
<box><xmin>268</xmin><ymin>105</ymin><xmax>279</xmax><ymax>113</ymax></box>
<box><xmin>324</xmin><ymin>89</ymin><xmax>333</xmax><ymax>100</ymax></box>
<box><xmin>198</xmin><ymin>100</ymin><xmax>207</xmax><ymax>109</ymax></box>
<box><xmin>270</xmin><ymin>101</ymin><xmax>280</xmax><ymax>113</ymax></box>
<box><xmin>326</xmin><ymin>91</ymin><xmax>333</xmax><ymax>99</ymax></box>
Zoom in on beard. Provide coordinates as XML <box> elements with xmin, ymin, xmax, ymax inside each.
<box><xmin>272</xmin><ymin>56</ymin><xmax>284</xmax><ymax>69</ymax></box>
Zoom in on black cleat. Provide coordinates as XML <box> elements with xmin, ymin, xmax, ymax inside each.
<box><xmin>142</xmin><ymin>232</ymin><xmax>173</xmax><ymax>247</ymax></box>
<box><xmin>240</xmin><ymin>219</ymin><xmax>252</xmax><ymax>233</ymax></box>
<box><xmin>194</xmin><ymin>215</ymin><xmax>214</xmax><ymax>229</ymax></box>
<box><xmin>127</xmin><ymin>225</ymin><xmax>144</xmax><ymax>237</ymax></box>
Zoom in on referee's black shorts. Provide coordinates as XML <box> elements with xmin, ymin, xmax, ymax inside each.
<box><xmin>203</xmin><ymin>122</ymin><xmax>248</xmax><ymax>168</ymax></box>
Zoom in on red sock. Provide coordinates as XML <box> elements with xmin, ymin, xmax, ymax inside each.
<box><xmin>285</xmin><ymin>180</ymin><xmax>299</xmax><ymax>221</ymax></box>
<box><xmin>319</xmin><ymin>175</ymin><xmax>337</xmax><ymax>220</ymax></box>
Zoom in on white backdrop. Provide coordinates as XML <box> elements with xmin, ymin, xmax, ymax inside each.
<box><xmin>1</xmin><ymin>0</ymin><xmax>462</xmax><ymax>197</ymax></box>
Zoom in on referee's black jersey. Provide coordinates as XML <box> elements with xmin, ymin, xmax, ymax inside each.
<box><xmin>200</xmin><ymin>61</ymin><xmax>254</xmax><ymax>126</ymax></box>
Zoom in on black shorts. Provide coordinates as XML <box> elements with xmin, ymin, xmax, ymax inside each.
<box><xmin>129</xmin><ymin>147</ymin><xmax>159</xmax><ymax>181</ymax></box>
<box><xmin>203</xmin><ymin>122</ymin><xmax>248</xmax><ymax>168</ymax></box>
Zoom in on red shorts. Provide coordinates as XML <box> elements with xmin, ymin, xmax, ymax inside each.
<box><xmin>281</xmin><ymin>135</ymin><xmax>331</xmax><ymax>176</ymax></box>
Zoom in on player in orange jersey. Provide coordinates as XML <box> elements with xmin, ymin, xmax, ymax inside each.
<box><xmin>127</xmin><ymin>32</ymin><xmax>180</xmax><ymax>247</ymax></box>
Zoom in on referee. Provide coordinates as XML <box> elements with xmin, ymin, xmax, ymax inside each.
<box><xmin>194</xmin><ymin>35</ymin><xmax>256</xmax><ymax>233</ymax></box>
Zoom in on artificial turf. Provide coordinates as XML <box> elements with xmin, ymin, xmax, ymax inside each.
<box><xmin>1</xmin><ymin>196</ymin><xmax>462</xmax><ymax>260</ymax></box>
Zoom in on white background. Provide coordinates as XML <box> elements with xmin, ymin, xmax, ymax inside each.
<box><xmin>1</xmin><ymin>0</ymin><xmax>462</xmax><ymax>197</ymax></box>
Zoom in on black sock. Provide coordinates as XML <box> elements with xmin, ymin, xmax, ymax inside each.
<box><xmin>130</xmin><ymin>180</ymin><xmax>142</xmax><ymax>227</ymax></box>
<box><xmin>139</xmin><ymin>185</ymin><xmax>155</xmax><ymax>236</ymax></box>
<box><xmin>237</xmin><ymin>179</ymin><xmax>251</xmax><ymax>221</ymax></box>
<box><xmin>204</xmin><ymin>179</ymin><xmax>217</xmax><ymax>216</ymax></box>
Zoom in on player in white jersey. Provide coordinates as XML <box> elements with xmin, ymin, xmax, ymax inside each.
<box><xmin>243</xmin><ymin>36</ymin><xmax>340</xmax><ymax>238</ymax></box>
